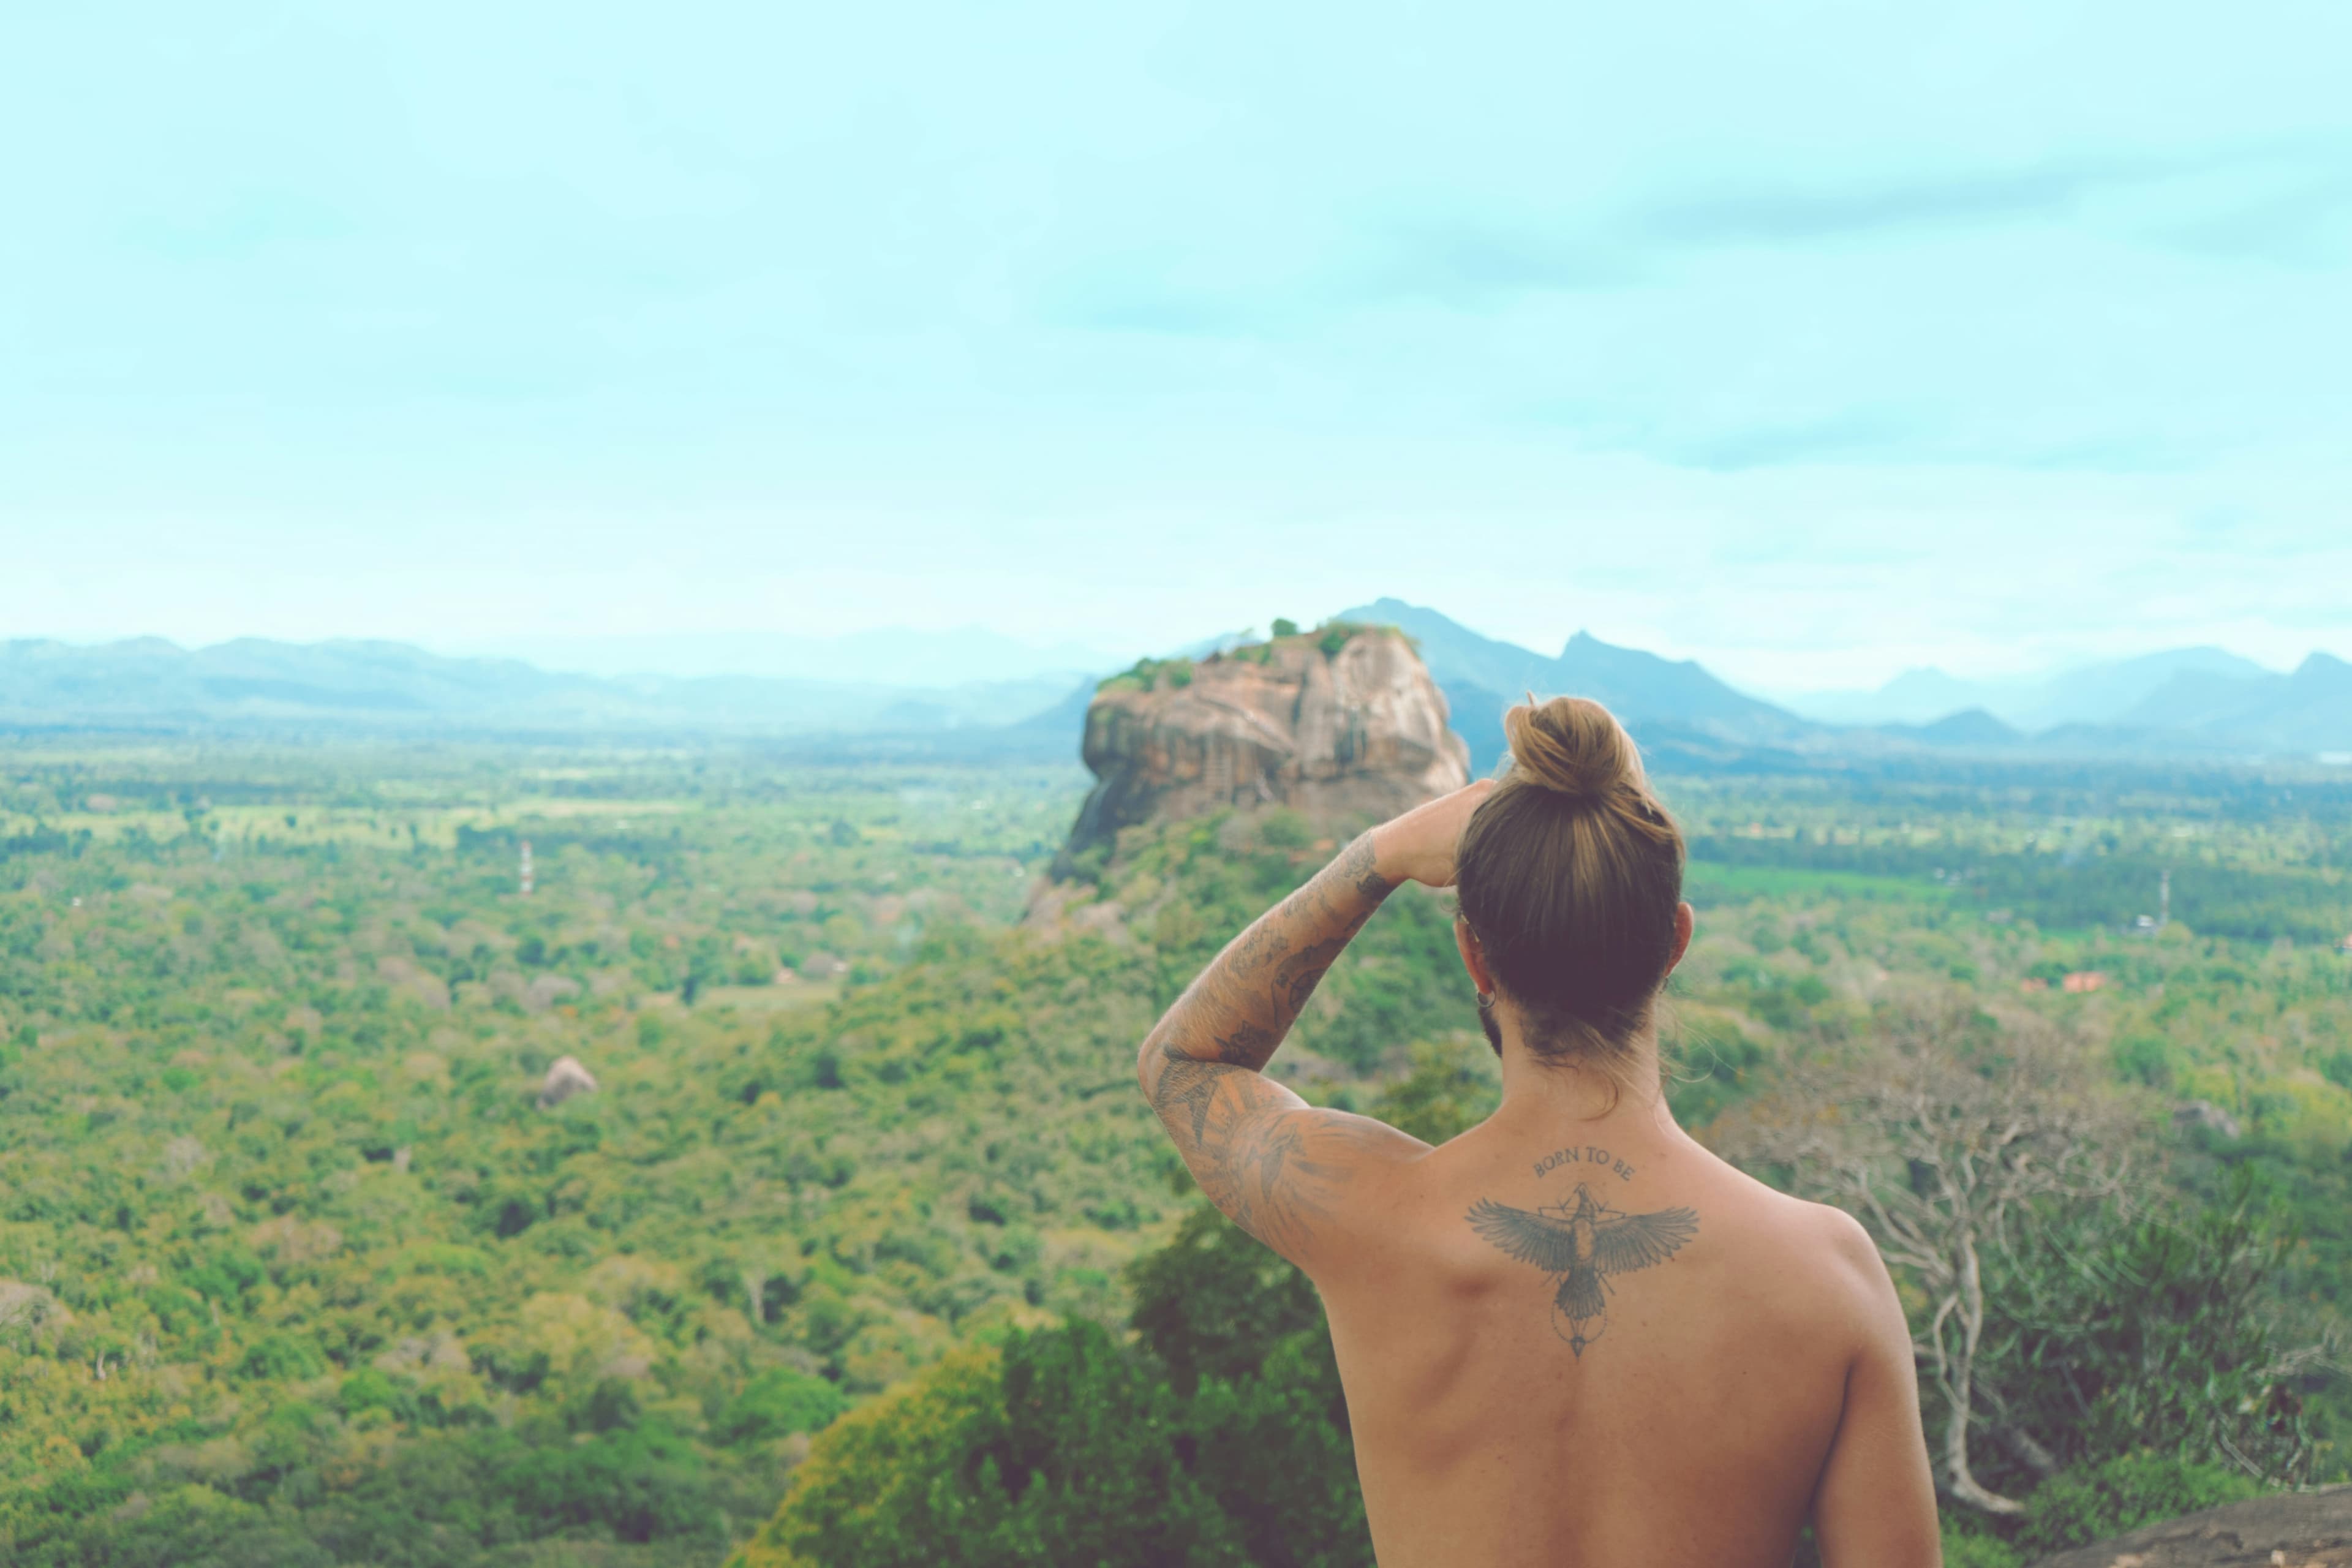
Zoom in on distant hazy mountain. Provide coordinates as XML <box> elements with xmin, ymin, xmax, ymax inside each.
<box><xmin>0</xmin><ymin>637</ymin><xmax>1079</xmax><ymax>737</ymax></box>
<box><xmin>456</xmin><ymin>626</ymin><xmax>1118</xmax><ymax>686</ymax></box>
<box><xmin>15</xmin><ymin>624</ymin><xmax>2348</xmax><ymax>763</ymax></box>
<box><xmin>1325</xmin><ymin>606</ymin><xmax>2352</xmax><ymax>764</ymax></box>
<box><xmin>1792</xmin><ymin>647</ymin><xmax>2273</xmax><ymax>729</ymax></box>
<box><xmin>1877</xmin><ymin>708</ymin><xmax>2024</xmax><ymax>747</ymax></box>
<box><xmin>2116</xmin><ymin>654</ymin><xmax>2352</xmax><ymax>753</ymax></box>
<box><xmin>1336</xmin><ymin>598</ymin><xmax>1816</xmax><ymax>771</ymax></box>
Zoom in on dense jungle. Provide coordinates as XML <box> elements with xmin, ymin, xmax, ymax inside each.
<box><xmin>1</xmin><ymin>742</ymin><xmax>2347</xmax><ymax>1566</ymax></box>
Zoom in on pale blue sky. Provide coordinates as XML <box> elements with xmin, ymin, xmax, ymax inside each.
<box><xmin>3</xmin><ymin>0</ymin><xmax>2348</xmax><ymax>691</ymax></box>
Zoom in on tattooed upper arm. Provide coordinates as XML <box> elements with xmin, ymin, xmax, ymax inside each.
<box><xmin>1134</xmin><ymin>831</ymin><xmax>1415</xmax><ymax>1270</ymax></box>
<box><xmin>1141</xmin><ymin>1038</ymin><xmax>1425</xmax><ymax>1270</ymax></box>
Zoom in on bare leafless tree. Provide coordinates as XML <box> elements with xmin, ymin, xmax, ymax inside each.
<box><xmin>1708</xmin><ymin>993</ymin><xmax>2133</xmax><ymax>1516</ymax></box>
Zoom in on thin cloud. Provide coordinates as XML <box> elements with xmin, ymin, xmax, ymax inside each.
<box><xmin>2155</xmin><ymin>168</ymin><xmax>2352</xmax><ymax>266</ymax></box>
<box><xmin>1634</xmin><ymin>154</ymin><xmax>2171</xmax><ymax>247</ymax></box>
<box><xmin>1348</xmin><ymin>149</ymin><xmax>2266</xmax><ymax>309</ymax></box>
<box><xmin>1660</xmin><ymin>410</ymin><xmax>1921</xmax><ymax>473</ymax></box>
<box><xmin>1511</xmin><ymin>399</ymin><xmax>2199</xmax><ymax>477</ymax></box>
<box><xmin>1354</xmin><ymin>221</ymin><xmax>1643</xmax><ymax>307</ymax></box>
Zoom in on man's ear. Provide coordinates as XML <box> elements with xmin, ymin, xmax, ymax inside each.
<box><xmin>1666</xmin><ymin>902</ymin><xmax>1695</xmax><ymax>975</ymax></box>
<box><xmin>1454</xmin><ymin>914</ymin><xmax>1495</xmax><ymax>995</ymax></box>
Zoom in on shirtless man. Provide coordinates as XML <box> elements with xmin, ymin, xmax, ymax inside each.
<box><xmin>1137</xmin><ymin>696</ymin><xmax>1942</xmax><ymax>1566</ymax></box>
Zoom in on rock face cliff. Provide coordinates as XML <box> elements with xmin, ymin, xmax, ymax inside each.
<box><xmin>1057</xmin><ymin>627</ymin><xmax>1471</xmax><ymax>870</ymax></box>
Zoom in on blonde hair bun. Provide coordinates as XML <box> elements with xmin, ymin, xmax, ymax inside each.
<box><xmin>1502</xmin><ymin>696</ymin><xmax>1647</xmax><ymax>802</ymax></box>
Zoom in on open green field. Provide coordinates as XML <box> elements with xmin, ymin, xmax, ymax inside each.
<box><xmin>1</xmin><ymin>744</ymin><xmax>2347</xmax><ymax>1565</ymax></box>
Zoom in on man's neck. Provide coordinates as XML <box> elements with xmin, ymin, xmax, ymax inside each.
<box><xmin>1491</xmin><ymin>1028</ymin><xmax>1680</xmax><ymax>1142</ymax></box>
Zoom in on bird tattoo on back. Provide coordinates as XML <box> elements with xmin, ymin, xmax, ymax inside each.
<box><xmin>1468</xmin><ymin>1183</ymin><xmax>1700</xmax><ymax>1357</ymax></box>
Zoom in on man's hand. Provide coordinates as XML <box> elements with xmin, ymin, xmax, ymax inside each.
<box><xmin>1371</xmin><ymin>780</ymin><xmax>1493</xmax><ymax>889</ymax></box>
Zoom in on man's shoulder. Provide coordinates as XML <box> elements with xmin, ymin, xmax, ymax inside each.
<box><xmin>1694</xmin><ymin>1169</ymin><xmax>1891</xmax><ymax>1314</ymax></box>
<box><xmin>1806</xmin><ymin>1200</ymin><xmax>1883</xmax><ymax>1270</ymax></box>
<box><xmin>1759</xmin><ymin>1193</ymin><xmax>1899</xmax><ymax>1335</ymax></box>
<box><xmin>1697</xmin><ymin>1155</ymin><xmax>1866</xmax><ymax>1240</ymax></box>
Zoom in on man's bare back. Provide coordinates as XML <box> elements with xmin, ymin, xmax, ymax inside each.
<box><xmin>1317</xmin><ymin>1093</ymin><xmax>1931</xmax><ymax>1566</ymax></box>
<box><xmin>1139</xmin><ymin>771</ymin><xmax>1940</xmax><ymax>1566</ymax></box>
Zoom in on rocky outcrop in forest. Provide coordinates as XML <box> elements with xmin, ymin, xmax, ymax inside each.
<box><xmin>537</xmin><ymin>1055</ymin><xmax>598</xmax><ymax>1109</ymax></box>
<box><xmin>1055</xmin><ymin>625</ymin><xmax>1471</xmax><ymax>871</ymax></box>
<box><xmin>2030</xmin><ymin>1487</ymin><xmax>2352</xmax><ymax>1567</ymax></box>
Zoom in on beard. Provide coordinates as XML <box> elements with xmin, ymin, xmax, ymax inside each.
<box><xmin>1476</xmin><ymin>992</ymin><xmax>1502</xmax><ymax>1058</ymax></box>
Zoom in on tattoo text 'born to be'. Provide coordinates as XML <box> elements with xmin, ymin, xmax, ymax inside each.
<box><xmin>1533</xmin><ymin>1145</ymin><xmax>1636</xmax><ymax>1183</ymax></box>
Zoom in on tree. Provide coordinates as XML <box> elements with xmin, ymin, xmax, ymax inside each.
<box><xmin>1711</xmin><ymin>995</ymin><xmax>2133</xmax><ymax>1515</ymax></box>
<box><xmin>729</xmin><ymin>1346</ymin><xmax>1012</xmax><ymax>1568</ymax></box>
<box><xmin>1129</xmin><ymin>1205</ymin><xmax>1322</xmax><ymax>1396</ymax></box>
<box><xmin>1368</xmin><ymin>1037</ymin><xmax>1499</xmax><ymax>1146</ymax></box>
<box><xmin>1989</xmin><ymin>1168</ymin><xmax>2320</xmax><ymax>1490</ymax></box>
<box><xmin>735</xmin><ymin>1332</ymin><xmax>1248</xmax><ymax>1568</ymax></box>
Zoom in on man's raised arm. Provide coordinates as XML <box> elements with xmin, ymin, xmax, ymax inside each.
<box><xmin>1136</xmin><ymin>783</ymin><xmax>1489</xmax><ymax>1271</ymax></box>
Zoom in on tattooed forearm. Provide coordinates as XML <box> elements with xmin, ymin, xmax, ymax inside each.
<box><xmin>1148</xmin><ymin>830</ymin><xmax>1395</xmax><ymax>1068</ymax></box>
<box><xmin>1137</xmin><ymin>829</ymin><xmax>1406</xmax><ymax>1259</ymax></box>
<box><xmin>1230</xmin><ymin>923</ymin><xmax>1291</xmax><ymax>978</ymax></box>
<box><xmin>1338</xmin><ymin>833</ymin><xmax>1388</xmax><ymax>899</ymax></box>
<box><xmin>1271</xmin><ymin>938</ymin><xmax>1348</xmax><ymax>1012</ymax></box>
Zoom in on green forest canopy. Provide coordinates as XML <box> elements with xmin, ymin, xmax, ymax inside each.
<box><xmin>0</xmin><ymin>744</ymin><xmax>2345</xmax><ymax>1564</ymax></box>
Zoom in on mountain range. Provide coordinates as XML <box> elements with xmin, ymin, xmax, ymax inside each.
<box><xmin>1788</xmin><ymin>647</ymin><xmax>2277</xmax><ymax>729</ymax></box>
<box><xmin>453</xmin><ymin>627</ymin><xmax>1114</xmax><ymax>687</ymax></box>
<box><xmin>1331</xmin><ymin>599</ymin><xmax>1817</xmax><ymax>771</ymax></box>
<box><xmin>0</xmin><ymin>637</ymin><xmax>1072</xmax><ymax>739</ymax></box>
<box><xmin>1775</xmin><ymin>646</ymin><xmax>2352</xmax><ymax>760</ymax></box>
<box><xmin>5</xmin><ymin>613</ymin><xmax>2349</xmax><ymax>764</ymax></box>
<box><xmin>1333</xmin><ymin>603</ymin><xmax>2352</xmax><ymax>767</ymax></box>
<box><xmin>2114</xmin><ymin>653</ymin><xmax>2352</xmax><ymax>754</ymax></box>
